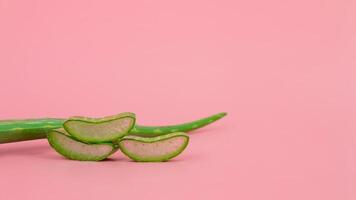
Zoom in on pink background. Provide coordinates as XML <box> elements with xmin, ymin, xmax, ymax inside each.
<box><xmin>0</xmin><ymin>0</ymin><xmax>355</xmax><ymax>199</ymax></box>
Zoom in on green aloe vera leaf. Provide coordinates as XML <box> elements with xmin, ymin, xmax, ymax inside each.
<box><xmin>63</xmin><ymin>112</ymin><xmax>136</xmax><ymax>143</ymax></box>
<box><xmin>0</xmin><ymin>112</ymin><xmax>227</xmax><ymax>144</ymax></box>
<box><xmin>119</xmin><ymin>132</ymin><xmax>189</xmax><ymax>162</ymax></box>
<box><xmin>47</xmin><ymin>129</ymin><xmax>117</xmax><ymax>161</ymax></box>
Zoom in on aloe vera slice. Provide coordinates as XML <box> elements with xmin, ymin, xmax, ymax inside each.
<box><xmin>47</xmin><ymin>129</ymin><xmax>116</xmax><ymax>161</ymax></box>
<box><xmin>63</xmin><ymin>112</ymin><xmax>135</xmax><ymax>143</ymax></box>
<box><xmin>119</xmin><ymin>132</ymin><xmax>189</xmax><ymax>162</ymax></box>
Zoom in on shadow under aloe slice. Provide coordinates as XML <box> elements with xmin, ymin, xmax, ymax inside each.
<box><xmin>63</xmin><ymin>112</ymin><xmax>136</xmax><ymax>143</ymax></box>
<box><xmin>47</xmin><ymin>129</ymin><xmax>116</xmax><ymax>161</ymax></box>
<box><xmin>119</xmin><ymin>132</ymin><xmax>189</xmax><ymax>162</ymax></box>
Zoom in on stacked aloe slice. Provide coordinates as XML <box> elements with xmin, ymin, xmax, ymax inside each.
<box><xmin>47</xmin><ymin>112</ymin><xmax>190</xmax><ymax>162</ymax></box>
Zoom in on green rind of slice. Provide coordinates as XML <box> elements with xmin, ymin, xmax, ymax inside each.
<box><xmin>119</xmin><ymin>132</ymin><xmax>189</xmax><ymax>162</ymax></box>
<box><xmin>47</xmin><ymin>129</ymin><xmax>117</xmax><ymax>161</ymax></box>
<box><xmin>63</xmin><ymin>112</ymin><xmax>136</xmax><ymax>143</ymax></box>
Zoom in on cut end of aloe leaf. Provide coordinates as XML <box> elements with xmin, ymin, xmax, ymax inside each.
<box><xmin>63</xmin><ymin>112</ymin><xmax>136</xmax><ymax>143</ymax></box>
<box><xmin>47</xmin><ymin>129</ymin><xmax>116</xmax><ymax>161</ymax></box>
<box><xmin>119</xmin><ymin>132</ymin><xmax>189</xmax><ymax>162</ymax></box>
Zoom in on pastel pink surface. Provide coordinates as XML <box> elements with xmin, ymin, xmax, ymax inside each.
<box><xmin>0</xmin><ymin>0</ymin><xmax>355</xmax><ymax>200</ymax></box>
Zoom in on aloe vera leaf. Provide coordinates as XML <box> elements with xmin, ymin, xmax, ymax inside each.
<box><xmin>0</xmin><ymin>112</ymin><xmax>226</xmax><ymax>143</ymax></box>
